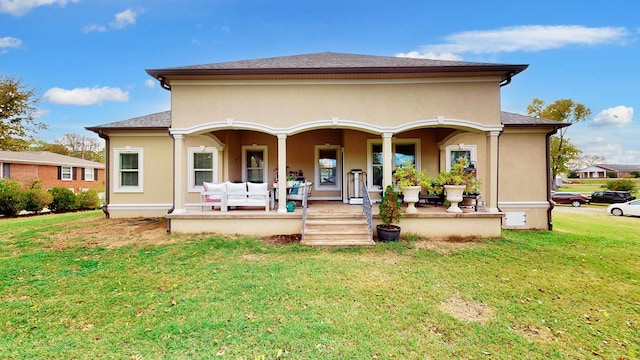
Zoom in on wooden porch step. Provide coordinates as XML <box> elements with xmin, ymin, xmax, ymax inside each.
<box><xmin>302</xmin><ymin>214</ymin><xmax>373</xmax><ymax>246</ymax></box>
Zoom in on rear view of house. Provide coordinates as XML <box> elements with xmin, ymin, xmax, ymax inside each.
<box><xmin>87</xmin><ymin>52</ymin><xmax>565</xmax><ymax>240</ymax></box>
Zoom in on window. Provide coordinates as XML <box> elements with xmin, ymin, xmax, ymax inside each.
<box><xmin>242</xmin><ymin>145</ymin><xmax>268</xmax><ymax>183</ymax></box>
<box><xmin>61</xmin><ymin>166</ymin><xmax>72</xmax><ymax>181</ymax></box>
<box><xmin>367</xmin><ymin>138</ymin><xmax>420</xmax><ymax>189</ymax></box>
<box><xmin>188</xmin><ymin>147</ymin><xmax>218</xmax><ymax>192</ymax></box>
<box><xmin>315</xmin><ymin>145</ymin><xmax>341</xmax><ymax>190</ymax></box>
<box><xmin>114</xmin><ymin>148</ymin><xmax>143</xmax><ymax>192</ymax></box>
<box><xmin>84</xmin><ymin>167</ymin><xmax>94</xmax><ymax>181</ymax></box>
<box><xmin>445</xmin><ymin>144</ymin><xmax>476</xmax><ymax>171</ymax></box>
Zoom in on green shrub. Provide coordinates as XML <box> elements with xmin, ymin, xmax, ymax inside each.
<box><xmin>606</xmin><ymin>178</ymin><xmax>637</xmax><ymax>192</ymax></box>
<box><xmin>631</xmin><ymin>171</ymin><xmax>640</xmax><ymax>178</ymax></box>
<box><xmin>0</xmin><ymin>178</ymin><xmax>25</xmax><ymax>217</ymax></box>
<box><xmin>76</xmin><ymin>189</ymin><xmax>101</xmax><ymax>210</ymax></box>
<box><xmin>606</xmin><ymin>171</ymin><xmax>617</xmax><ymax>178</ymax></box>
<box><xmin>48</xmin><ymin>187</ymin><xmax>78</xmax><ymax>213</ymax></box>
<box><xmin>23</xmin><ymin>188</ymin><xmax>53</xmax><ymax>213</ymax></box>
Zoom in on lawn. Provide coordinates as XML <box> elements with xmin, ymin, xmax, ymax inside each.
<box><xmin>0</xmin><ymin>210</ymin><xmax>638</xmax><ymax>359</ymax></box>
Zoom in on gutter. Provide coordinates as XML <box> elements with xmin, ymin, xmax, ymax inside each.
<box><xmin>499</xmin><ymin>72</ymin><xmax>513</xmax><ymax>87</ymax></box>
<box><xmin>96</xmin><ymin>130</ymin><xmax>111</xmax><ymax>219</ymax></box>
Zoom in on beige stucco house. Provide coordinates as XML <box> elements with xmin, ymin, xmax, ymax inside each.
<box><xmin>87</xmin><ymin>52</ymin><xmax>565</xmax><ymax>243</ymax></box>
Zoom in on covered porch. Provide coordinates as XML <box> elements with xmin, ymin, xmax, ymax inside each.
<box><xmin>167</xmin><ymin>200</ymin><xmax>504</xmax><ymax>243</ymax></box>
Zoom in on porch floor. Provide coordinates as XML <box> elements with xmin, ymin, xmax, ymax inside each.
<box><xmin>168</xmin><ymin>201</ymin><xmax>504</xmax><ymax>240</ymax></box>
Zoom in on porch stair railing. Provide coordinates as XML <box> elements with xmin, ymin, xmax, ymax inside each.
<box><xmin>362</xmin><ymin>180</ymin><xmax>374</xmax><ymax>241</ymax></box>
<box><xmin>301</xmin><ymin>179</ymin><xmax>374</xmax><ymax>246</ymax></box>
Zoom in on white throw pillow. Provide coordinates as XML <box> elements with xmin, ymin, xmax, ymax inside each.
<box><xmin>247</xmin><ymin>182</ymin><xmax>267</xmax><ymax>200</ymax></box>
<box><xmin>227</xmin><ymin>182</ymin><xmax>247</xmax><ymax>200</ymax></box>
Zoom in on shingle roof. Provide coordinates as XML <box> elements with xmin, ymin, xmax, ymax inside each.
<box><xmin>501</xmin><ymin>111</ymin><xmax>570</xmax><ymax>128</ymax></box>
<box><xmin>0</xmin><ymin>151</ymin><xmax>105</xmax><ymax>168</ymax></box>
<box><xmin>594</xmin><ymin>164</ymin><xmax>640</xmax><ymax>172</ymax></box>
<box><xmin>146</xmin><ymin>51</ymin><xmax>528</xmax><ymax>82</ymax></box>
<box><xmin>86</xmin><ymin>111</ymin><xmax>171</xmax><ymax>131</ymax></box>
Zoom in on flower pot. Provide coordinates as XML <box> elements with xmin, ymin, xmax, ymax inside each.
<box><xmin>376</xmin><ymin>224</ymin><xmax>401</xmax><ymax>242</ymax></box>
<box><xmin>400</xmin><ymin>185</ymin><xmax>421</xmax><ymax>214</ymax></box>
<box><xmin>444</xmin><ymin>185</ymin><xmax>466</xmax><ymax>213</ymax></box>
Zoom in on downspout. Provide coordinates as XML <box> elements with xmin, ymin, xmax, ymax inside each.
<box><xmin>158</xmin><ymin>76</ymin><xmax>171</xmax><ymax>91</ymax></box>
<box><xmin>97</xmin><ymin>130</ymin><xmax>110</xmax><ymax>219</ymax></box>
<box><xmin>166</xmin><ymin>131</ymin><xmax>175</xmax><ymax>234</ymax></box>
<box><xmin>546</xmin><ymin>129</ymin><xmax>557</xmax><ymax>230</ymax></box>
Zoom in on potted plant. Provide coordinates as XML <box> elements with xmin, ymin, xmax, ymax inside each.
<box><xmin>376</xmin><ymin>185</ymin><xmax>402</xmax><ymax>241</ymax></box>
<box><xmin>394</xmin><ymin>163</ymin><xmax>433</xmax><ymax>214</ymax></box>
<box><xmin>436</xmin><ymin>157</ymin><xmax>480</xmax><ymax>213</ymax></box>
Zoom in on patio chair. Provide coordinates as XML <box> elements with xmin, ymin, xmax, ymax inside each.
<box><xmin>286</xmin><ymin>181</ymin><xmax>312</xmax><ymax>204</ymax></box>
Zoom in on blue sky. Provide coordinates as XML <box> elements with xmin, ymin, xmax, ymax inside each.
<box><xmin>1</xmin><ymin>0</ymin><xmax>639</xmax><ymax>164</ymax></box>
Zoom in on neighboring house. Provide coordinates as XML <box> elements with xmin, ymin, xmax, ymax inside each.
<box><xmin>576</xmin><ymin>164</ymin><xmax>640</xmax><ymax>178</ymax></box>
<box><xmin>87</xmin><ymin>52</ymin><xmax>566</xmax><ymax>239</ymax></box>
<box><xmin>0</xmin><ymin>151</ymin><xmax>105</xmax><ymax>193</ymax></box>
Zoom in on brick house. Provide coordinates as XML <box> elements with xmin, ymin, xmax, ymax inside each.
<box><xmin>0</xmin><ymin>151</ymin><xmax>105</xmax><ymax>193</ymax></box>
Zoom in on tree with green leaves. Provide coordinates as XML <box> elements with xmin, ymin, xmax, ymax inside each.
<box><xmin>527</xmin><ymin>98</ymin><xmax>591</xmax><ymax>189</ymax></box>
<box><xmin>0</xmin><ymin>76</ymin><xmax>46</xmax><ymax>150</ymax></box>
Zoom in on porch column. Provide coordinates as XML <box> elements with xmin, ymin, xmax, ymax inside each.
<box><xmin>173</xmin><ymin>134</ymin><xmax>186</xmax><ymax>214</ymax></box>
<box><xmin>485</xmin><ymin>131</ymin><xmax>500</xmax><ymax>212</ymax></box>
<box><xmin>277</xmin><ymin>133</ymin><xmax>288</xmax><ymax>213</ymax></box>
<box><xmin>382</xmin><ymin>132</ymin><xmax>393</xmax><ymax>189</ymax></box>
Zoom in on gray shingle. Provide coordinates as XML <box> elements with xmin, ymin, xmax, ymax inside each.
<box><xmin>0</xmin><ymin>151</ymin><xmax>105</xmax><ymax>168</ymax></box>
<box><xmin>86</xmin><ymin>110</ymin><xmax>171</xmax><ymax>131</ymax></box>
<box><xmin>501</xmin><ymin>111</ymin><xmax>569</xmax><ymax>128</ymax></box>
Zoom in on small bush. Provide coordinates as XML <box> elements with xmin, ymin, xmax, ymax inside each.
<box><xmin>606</xmin><ymin>178</ymin><xmax>637</xmax><ymax>192</ymax></box>
<box><xmin>0</xmin><ymin>179</ymin><xmax>25</xmax><ymax>216</ymax></box>
<box><xmin>77</xmin><ymin>189</ymin><xmax>101</xmax><ymax>210</ymax></box>
<box><xmin>48</xmin><ymin>187</ymin><xmax>78</xmax><ymax>213</ymax></box>
<box><xmin>23</xmin><ymin>188</ymin><xmax>53</xmax><ymax>213</ymax></box>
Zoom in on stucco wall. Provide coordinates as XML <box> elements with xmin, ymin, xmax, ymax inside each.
<box><xmin>106</xmin><ymin>131</ymin><xmax>173</xmax><ymax>217</ymax></box>
<box><xmin>170</xmin><ymin>80</ymin><xmax>502</xmax><ymax>130</ymax></box>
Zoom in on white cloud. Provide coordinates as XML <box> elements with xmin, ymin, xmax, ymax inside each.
<box><xmin>83</xmin><ymin>8</ymin><xmax>139</xmax><ymax>33</ymax></box>
<box><xmin>395</xmin><ymin>51</ymin><xmax>462</xmax><ymax>61</ymax></box>
<box><xmin>109</xmin><ymin>8</ymin><xmax>137</xmax><ymax>29</ymax></box>
<box><xmin>590</xmin><ymin>106</ymin><xmax>633</xmax><ymax>128</ymax></box>
<box><xmin>0</xmin><ymin>36</ymin><xmax>22</xmax><ymax>53</ymax></box>
<box><xmin>402</xmin><ymin>25</ymin><xmax>629</xmax><ymax>59</ymax></box>
<box><xmin>144</xmin><ymin>79</ymin><xmax>155</xmax><ymax>89</ymax></box>
<box><xmin>593</xmin><ymin>136</ymin><xmax>605</xmax><ymax>143</ymax></box>
<box><xmin>0</xmin><ymin>0</ymin><xmax>78</xmax><ymax>16</ymax></box>
<box><xmin>81</xmin><ymin>24</ymin><xmax>106</xmax><ymax>33</ymax></box>
<box><xmin>42</xmin><ymin>86</ymin><xmax>129</xmax><ymax>105</ymax></box>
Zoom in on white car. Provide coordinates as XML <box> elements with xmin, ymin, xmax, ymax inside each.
<box><xmin>607</xmin><ymin>199</ymin><xmax>640</xmax><ymax>217</ymax></box>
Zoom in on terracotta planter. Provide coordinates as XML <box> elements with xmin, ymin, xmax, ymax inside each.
<box><xmin>400</xmin><ymin>185</ymin><xmax>421</xmax><ymax>214</ymax></box>
<box><xmin>376</xmin><ymin>224</ymin><xmax>401</xmax><ymax>242</ymax></box>
<box><xmin>444</xmin><ymin>185</ymin><xmax>466</xmax><ymax>213</ymax></box>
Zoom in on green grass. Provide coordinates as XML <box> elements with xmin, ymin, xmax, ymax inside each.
<box><xmin>0</xmin><ymin>211</ymin><xmax>639</xmax><ymax>359</ymax></box>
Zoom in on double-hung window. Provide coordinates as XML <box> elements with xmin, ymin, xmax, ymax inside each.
<box><xmin>84</xmin><ymin>167</ymin><xmax>94</xmax><ymax>181</ymax></box>
<box><xmin>188</xmin><ymin>147</ymin><xmax>217</xmax><ymax>192</ymax></box>
<box><xmin>242</xmin><ymin>145</ymin><xmax>268</xmax><ymax>183</ymax></box>
<box><xmin>115</xmin><ymin>148</ymin><xmax>143</xmax><ymax>192</ymax></box>
<box><xmin>61</xmin><ymin>166</ymin><xmax>72</xmax><ymax>181</ymax></box>
<box><xmin>445</xmin><ymin>144</ymin><xmax>476</xmax><ymax>171</ymax></box>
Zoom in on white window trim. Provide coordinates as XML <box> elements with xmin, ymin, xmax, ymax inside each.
<box><xmin>114</xmin><ymin>147</ymin><xmax>143</xmax><ymax>193</ymax></box>
<box><xmin>314</xmin><ymin>145</ymin><xmax>341</xmax><ymax>191</ymax></box>
<box><xmin>188</xmin><ymin>147</ymin><xmax>218</xmax><ymax>192</ymax></box>
<box><xmin>445</xmin><ymin>144</ymin><xmax>477</xmax><ymax>171</ymax></box>
<box><xmin>366</xmin><ymin>138</ymin><xmax>421</xmax><ymax>190</ymax></box>
<box><xmin>61</xmin><ymin>166</ymin><xmax>72</xmax><ymax>181</ymax></box>
<box><xmin>84</xmin><ymin>167</ymin><xmax>94</xmax><ymax>181</ymax></box>
<box><xmin>241</xmin><ymin>145</ymin><xmax>268</xmax><ymax>183</ymax></box>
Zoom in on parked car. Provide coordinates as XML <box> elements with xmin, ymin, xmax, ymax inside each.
<box><xmin>590</xmin><ymin>191</ymin><xmax>636</xmax><ymax>204</ymax></box>
<box><xmin>607</xmin><ymin>199</ymin><xmax>640</xmax><ymax>217</ymax></box>
<box><xmin>551</xmin><ymin>192</ymin><xmax>590</xmax><ymax>207</ymax></box>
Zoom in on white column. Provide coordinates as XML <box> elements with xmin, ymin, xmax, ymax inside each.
<box><xmin>173</xmin><ymin>134</ymin><xmax>186</xmax><ymax>214</ymax></box>
<box><xmin>277</xmin><ymin>133</ymin><xmax>288</xmax><ymax>213</ymax></box>
<box><xmin>485</xmin><ymin>131</ymin><xmax>500</xmax><ymax>212</ymax></box>
<box><xmin>382</xmin><ymin>133</ymin><xmax>393</xmax><ymax>189</ymax></box>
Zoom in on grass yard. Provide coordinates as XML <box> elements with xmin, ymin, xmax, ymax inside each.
<box><xmin>0</xmin><ymin>210</ymin><xmax>638</xmax><ymax>359</ymax></box>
